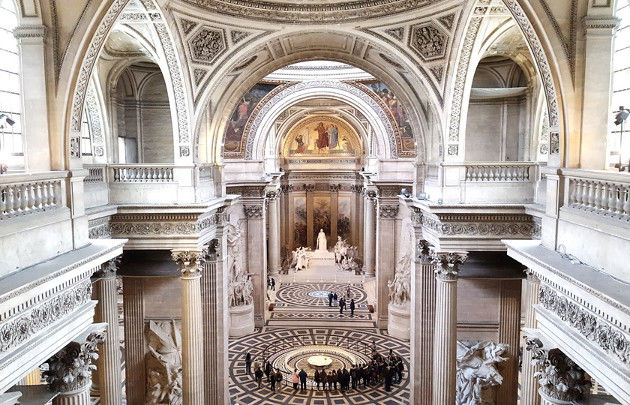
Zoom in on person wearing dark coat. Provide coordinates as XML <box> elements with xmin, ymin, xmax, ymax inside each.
<box><xmin>339</xmin><ymin>297</ymin><xmax>345</xmax><ymax>314</ymax></box>
<box><xmin>255</xmin><ymin>367</ymin><xmax>264</xmax><ymax>388</ymax></box>
<box><xmin>350</xmin><ymin>299</ymin><xmax>355</xmax><ymax>317</ymax></box>
<box><xmin>384</xmin><ymin>366</ymin><xmax>393</xmax><ymax>391</ymax></box>
<box><xmin>270</xmin><ymin>369</ymin><xmax>277</xmax><ymax>391</ymax></box>
<box><xmin>350</xmin><ymin>366</ymin><xmax>357</xmax><ymax>389</ymax></box>
<box><xmin>299</xmin><ymin>369</ymin><xmax>308</xmax><ymax>391</ymax></box>
<box><xmin>265</xmin><ymin>361</ymin><xmax>272</xmax><ymax>382</ymax></box>
<box><xmin>245</xmin><ymin>352</ymin><xmax>252</xmax><ymax>374</ymax></box>
<box><xmin>328</xmin><ymin>291</ymin><xmax>333</xmax><ymax>307</ymax></box>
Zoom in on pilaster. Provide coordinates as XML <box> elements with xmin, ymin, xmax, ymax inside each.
<box><xmin>244</xmin><ymin>202</ymin><xmax>267</xmax><ymax>327</ymax></box>
<box><xmin>362</xmin><ymin>189</ymin><xmax>376</xmax><ymax>276</ymax></box>
<box><xmin>375</xmin><ymin>201</ymin><xmax>398</xmax><ymax>329</ymax></box>
<box><xmin>496</xmin><ymin>278</ymin><xmax>522</xmax><ymax>405</ymax></box>
<box><xmin>266</xmin><ymin>190</ymin><xmax>281</xmax><ymax>276</ymax></box>
<box><xmin>122</xmin><ymin>277</ymin><xmax>145</xmax><ymax>405</ymax></box>
<box><xmin>521</xmin><ymin>270</ymin><xmax>542</xmax><ymax>405</ymax></box>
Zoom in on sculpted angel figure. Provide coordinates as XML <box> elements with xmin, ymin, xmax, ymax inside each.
<box><xmin>456</xmin><ymin>341</ymin><xmax>508</xmax><ymax>405</ymax></box>
<box><xmin>387</xmin><ymin>253</ymin><xmax>412</xmax><ymax>305</ymax></box>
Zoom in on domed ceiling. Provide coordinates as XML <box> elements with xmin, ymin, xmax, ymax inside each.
<box><xmin>178</xmin><ymin>0</ymin><xmax>444</xmax><ymax>23</ymax></box>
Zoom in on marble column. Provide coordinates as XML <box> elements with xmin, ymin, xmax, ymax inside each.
<box><xmin>45</xmin><ymin>329</ymin><xmax>106</xmax><ymax>405</ymax></box>
<box><xmin>410</xmin><ymin>239</ymin><xmax>435</xmax><ymax>405</ymax></box>
<box><xmin>172</xmin><ymin>251</ymin><xmax>206</xmax><ymax>405</ymax></box>
<box><xmin>201</xmin><ymin>234</ymin><xmax>229</xmax><ymax>404</ymax></box>
<box><xmin>521</xmin><ymin>270</ymin><xmax>542</xmax><ymax>405</ymax></box>
<box><xmin>24</xmin><ymin>367</ymin><xmax>41</xmax><ymax>385</ymax></box>
<box><xmin>375</xmin><ymin>201</ymin><xmax>398</xmax><ymax>329</ymax></box>
<box><xmin>362</xmin><ymin>190</ymin><xmax>376</xmax><ymax>276</ymax></box>
<box><xmin>267</xmin><ymin>191</ymin><xmax>281</xmax><ymax>276</ymax></box>
<box><xmin>431</xmin><ymin>250</ymin><xmax>467</xmax><ymax>405</ymax></box>
<box><xmin>497</xmin><ymin>279</ymin><xmax>522</xmax><ymax>405</ymax></box>
<box><xmin>245</xmin><ymin>204</ymin><xmax>267</xmax><ymax>327</ymax></box>
<box><xmin>93</xmin><ymin>259</ymin><xmax>123</xmax><ymax>405</ymax></box>
<box><xmin>122</xmin><ymin>277</ymin><xmax>145</xmax><ymax>405</ymax></box>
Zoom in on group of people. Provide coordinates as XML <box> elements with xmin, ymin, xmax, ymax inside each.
<box><xmin>266</xmin><ymin>277</ymin><xmax>276</xmax><ymax>291</ymax></box>
<box><xmin>327</xmin><ymin>287</ymin><xmax>356</xmax><ymax>316</ymax></box>
<box><xmin>244</xmin><ymin>347</ymin><xmax>406</xmax><ymax>393</ymax></box>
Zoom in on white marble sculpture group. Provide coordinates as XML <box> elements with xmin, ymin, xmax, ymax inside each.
<box><xmin>455</xmin><ymin>341</ymin><xmax>509</xmax><ymax>405</ymax></box>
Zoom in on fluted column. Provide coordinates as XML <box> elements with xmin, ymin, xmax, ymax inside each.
<box><xmin>122</xmin><ymin>277</ymin><xmax>145</xmax><ymax>405</ymax></box>
<box><xmin>267</xmin><ymin>191</ymin><xmax>281</xmax><ymax>275</ymax></box>
<box><xmin>497</xmin><ymin>279</ymin><xmax>522</xmax><ymax>405</ymax></box>
<box><xmin>362</xmin><ymin>190</ymin><xmax>376</xmax><ymax>276</ymax></box>
<box><xmin>24</xmin><ymin>367</ymin><xmax>42</xmax><ymax>385</ymax></box>
<box><xmin>410</xmin><ymin>238</ymin><xmax>435</xmax><ymax>405</ymax></box>
<box><xmin>245</xmin><ymin>203</ymin><xmax>267</xmax><ymax>327</ymax></box>
<box><xmin>93</xmin><ymin>258</ymin><xmax>123</xmax><ymax>405</ymax></box>
<box><xmin>431</xmin><ymin>250</ymin><xmax>467</xmax><ymax>405</ymax></box>
<box><xmin>521</xmin><ymin>270</ymin><xmax>542</xmax><ymax>405</ymax></box>
<box><xmin>45</xmin><ymin>328</ymin><xmax>106</xmax><ymax>405</ymax></box>
<box><xmin>201</xmin><ymin>230</ymin><xmax>229</xmax><ymax>404</ymax></box>
<box><xmin>172</xmin><ymin>251</ymin><xmax>206</xmax><ymax>405</ymax></box>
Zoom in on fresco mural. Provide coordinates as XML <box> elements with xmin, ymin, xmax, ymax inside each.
<box><xmin>361</xmin><ymin>81</ymin><xmax>416</xmax><ymax>155</ymax></box>
<box><xmin>312</xmin><ymin>196</ymin><xmax>331</xmax><ymax>249</ymax></box>
<box><xmin>283</xmin><ymin>117</ymin><xmax>361</xmax><ymax>157</ymax></box>
<box><xmin>293</xmin><ymin>196</ymin><xmax>307</xmax><ymax>249</ymax></box>
<box><xmin>337</xmin><ymin>195</ymin><xmax>352</xmax><ymax>242</ymax></box>
<box><xmin>224</xmin><ymin>83</ymin><xmax>278</xmax><ymax>155</ymax></box>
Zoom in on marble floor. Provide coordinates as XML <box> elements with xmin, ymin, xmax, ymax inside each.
<box><xmin>229</xmin><ymin>278</ymin><xmax>410</xmax><ymax>405</ymax></box>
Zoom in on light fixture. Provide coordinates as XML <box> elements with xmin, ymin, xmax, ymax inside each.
<box><xmin>0</xmin><ymin>113</ymin><xmax>15</xmax><ymax>129</ymax></box>
<box><xmin>613</xmin><ymin>106</ymin><xmax>630</xmax><ymax>172</ymax></box>
<box><xmin>0</xmin><ymin>114</ymin><xmax>16</xmax><ymax>174</ymax></box>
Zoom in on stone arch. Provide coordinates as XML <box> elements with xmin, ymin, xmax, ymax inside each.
<box><xmin>64</xmin><ymin>0</ymin><xmax>193</xmax><ymax>165</ymax></box>
<box><xmin>242</xmin><ymin>81</ymin><xmax>400</xmax><ymax>162</ymax></box>
<box><xmin>192</xmin><ymin>29</ymin><xmax>439</xmax><ymax>165</ymax></box>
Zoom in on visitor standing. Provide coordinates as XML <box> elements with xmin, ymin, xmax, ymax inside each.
<box><xmin>299</xmin><ymin>368</ymin><xmax>308</xmax><ymax>391</ymax></box>
<box><xmin>275</xmin><ymin>368</ymin><xmax>283</xmax><ymax>391</ymax></box>
<box><xmin>333</xmin><ymin>292</ymin><xmax>338</xmax><ymax>306</ymax></box>
<box><xmin>270</xmin><ymin>369</ymin><xmax>276</xmax><ymax>391</ymax></box>
<box><xmin>245</xmin><ymin>352</ymin><xmax>252</xmax><ymax>375</ymax></box>
<box><xmin>265</xmin><ymin>361</ymin><xmax>272</xmax><ymax>382</ymax></box>
<box><xmin>291</xmin><ymin>369</ymin><xmax>299</xmax><ymax>390</ymax></box>
<box><xmin>255</xmin><ymin>366</ymin><xmax>263</xmax><ymax>388</ymax></box>
<box><xmin>346</xmin><ymin>284</ymin><xmax>351</xmax><ymax>298</ymax></box>
<box><xmin>339</xmin><ymin>297</ymin><xmax>345</xmax><ymax>314</ymax></box>
<box><xmin>271</xmin><ymin>277</ymin><xmax>276</xmax><ymax>291</ymax></box>
<box><xmin>350</xmin><ymin>298</ymin><xmax>355</xmax><ymax>317</ymax></box>
<box><xmin>328</xmin><ymin>291</ymin><xmax>333</xmax><ymax>307</ymax></box>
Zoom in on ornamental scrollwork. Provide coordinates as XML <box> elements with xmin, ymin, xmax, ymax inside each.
<box><xmin>379</xmin><ymin>205</ymin><xmax>399</xmax><ymax>219</ymax></box>
<box><xmin>431</xmin><ymin>251</ymin><xmax>467</xmax><ymax>281</ymax></box>
<box><xmin>409</xmin><ymin>23</ymin><xmax>448</xmax><ymax>61</ymax></box>
<box><xmin>244</xmin><ymin>205</ymin><xmax>264</xmax><ymax>218</ymax></box>
<box><xmin>172</xmin><ymin>251</ymin><xmax>205</xmax><ymax>278</ymax></box>
<box><xmin>0</xmin><ymin>281</ymin><xmax>93</xmax><ymax>353</ymax></box>
<box><xmin>539</xmin><ymin>285</ymin><xmax>630</xmax><ymax>365</ymax></box>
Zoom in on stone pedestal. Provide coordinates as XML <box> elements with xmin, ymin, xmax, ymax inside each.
<box><xmin>387</xmin><ymin>302</ymin><xmax>410</xmax><ymax>340</ymax></box>
<box><xmin>172</xmin><ymin>251</ymin><xmax>205</xmax><ymax>405</ymax></box>
<box><xmin>431</xmin><ymin>251</ymin><xmax>467</xmax><ymax>405</ymax></box>
<box><xmin>229</xmin><ymin>303</ymin><xmax>255</xmax><ymax>337</ymax></box>
<box><xmin>93</xmin><ymin>259</ymin><xmax>123</xmax><ymax>405</ymax></box>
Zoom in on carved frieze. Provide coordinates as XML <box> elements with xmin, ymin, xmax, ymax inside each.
<box><xmin>409</xmin><ymin>23</ymin><xmax>447</xmax><ymax>61</ymax></box>
<box><xmin>110</xmin><ymin>212</ymin><xmax>225</xmax><ymax>237</ymax></box>
<box><xmin>422</xmin><ymin>213</ymin><xmax>535</xmax><ymax>238</ymax></box>
<box><xmin>88</xmin><ymin>217</ymin><xmax>111</xmax><ymax>239</ymax></box>
<box><xmin>539</xmin><ymin>285</ymin><xmax>630</xmax><ymax>365</ymax></box>
<box><xmin>379</xmin><ymin>204</ymin><xmax>399</xmax><ymax>219</ymax></box>
<box><xmin>0</xmin><ymin>281</ymin><xmax>93</xmax><ymax>353</ymax></box>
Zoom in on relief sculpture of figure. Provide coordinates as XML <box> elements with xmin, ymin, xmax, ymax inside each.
<box><xmin>145</xmin><ymin>320</ymin><xmax>183</xmax><ymax>404</ymax></box>
<box><xmin>456</xmin><ymin>341</ymin><xmax>508</xmax><ymax>405</ymax></box>
<box><xmin>387</xmin><ymin>253</ymin><xmax>412</xmax><ymax>305</ymax></box>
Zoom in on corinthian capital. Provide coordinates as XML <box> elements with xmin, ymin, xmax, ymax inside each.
<box><xmin>44</xmin><ymin>327</ymin><xmax>106</xmax><ymax>393</ymax></box>
<box><xmin>417</xmin><ymin>240</ymin><xmax>431</xmax><ymax>263</ymax></box>
<box><xmin>171</xmin><ymin>250</ymin><xmax>205</xmax><ymax>278</ymax></box>
<box><xmin>95</xmin><ymin>257</ymin><xmax>121</xmax><ymax>279</ymax></box>
<box><xmin>431</xmin><ymin>251</ymin><xmax>467</xmax><ymax>281</ymax></box>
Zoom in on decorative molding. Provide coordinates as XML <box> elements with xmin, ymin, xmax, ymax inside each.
<box><xmin>378</xmin><ymin>204</ymin><xmax>399</xmax><ymax>219</ymax></box>
<box><xmin>44</xmin><ymin>329</ymin><xmax>106</xmax><ymax>393</ymax></box>
<box><xmin>539</xmin><ymin>285</ymin><xmax>630</xmax><ymax>365</ymax></box>
<box><xmin>88</xmin><ymin>216</ymin><xmax>111</xmax><ymax>239</ymax></box>
<box><xmin>244</xmin><ymin>205</ymin><xmax>264</xmax><ymax>218</ymax></box>
<box><xmin>94</xmin><ymin>257</ymin><xmax>120</xmax><ymax>279</ymax></box>
<box><xmin>384</xmin><ymin>26</ymin><xmax>405</xmax><ymax>41</ymax></box>
<box><xmin>408</xmin><ymin>23</ymin><xmax>448</xmax><ymax>62</ymax></box>
<box><xmin>422</xmin><ymin>213</ymin><xmax>535</xmax><ymax>237</ymax></box>
<box><xmin>110</xmin><ymin>212</ymin><xmax>225</xmax><ymax>237</ymax></box>
<box><xmin>0</xmin><ymin>281</ymin><xmax>93</xmax><ymax>353</ymax></box>
<box><xmin>13</xmin><ymin>24</ymin><xmax>46</xmax><ymax>38</ymax></box>
<box><xmin>178</xmin><ymin>0</ymin><xmax>447</xmax><ymax>23</ymax></box>
<box><xmin>84</xmin><ymin>84</ymin><xmax>105</xmax><ymax>157</ymax></box>
<box><xmin>188</xmin><ymin>26</ymin><xmax>227</xmax><ymax>64</ymax></box>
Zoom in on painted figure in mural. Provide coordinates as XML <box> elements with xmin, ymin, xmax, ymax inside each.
<box><xmin>328</xmin><ymin>124</ymin><xmax>339</xmax><ymax>149</ymax></box>
<box><xmin>315</xmin><ymin>122</ymin><xmax>329</xmax><ymax>150</ymax></box>
<box><xmin>294</xmin><ymin>133</ymin><xmax>306</xmax><ymax>154</ymax></box>
<box><xmin>342</xmin><ymin>137</ymin><xmax>355</xmax><ymax>154</ymax></box>
<box><xmin>317</xmin><ymin>229</ymin><xmax>327</xmax><ymax>251</ymax></box>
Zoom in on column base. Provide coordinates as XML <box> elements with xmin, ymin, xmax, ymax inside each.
<box><xmin>387</xmin><ymin>302</ymin><xmax>410</xmax><ymax>340</ymax></box>
<box><xmin>230</xmin><ymin>304</ymin><xmax>255</xmax><ymax>337</ymax></box>
<box><xmin>538</xmin><ymin>389</ymin><xmax>573</xmax><ymax>405</ymax></box>
<box><xmin>268</xmin><ymin>267</ymin><xmax>281</xmax><ymax>276</ymax></box>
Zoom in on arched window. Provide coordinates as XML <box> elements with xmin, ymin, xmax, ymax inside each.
<box><xmin>609</xmin><ymin>0</ymin><xmax>630</xmax><ymax>169</ymax></box>
<box><xmin>0</xmin><ymin>0</ymin><xmax>22</xmax><ymax>170</ymax></box>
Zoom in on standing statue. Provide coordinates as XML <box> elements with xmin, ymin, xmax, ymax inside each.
<box><xmin>456</xmin><ymin>341</ymin><xmax>508</xmax><ymax>405</ymax></box>
<box><xmin>292</xmin><ymin>247</ymin><xmax>310</xmax><ymax>271</ymax></box>
<box><xmin>334</xmin><ymin>236</ymin><xmax>348</xmax><ymax>263</ymax></box>
<box><xmin>227</xmin><ymin>262</ymin><xmax>254</xmax><ymax>307</ymax></box>
<box><xmin>387</xmin><ymin>253</ymin><xmax>412</xmax><ymax>305</ymax></box>
<box><xmin>317</xmin><ymin>229</ymin><xmax>327</xmax><ymax>251</ymax></box>
<box><xmin>145</xmin><ymin>320</ymin><xmax>183</xmax><ymax>404</ymax></box>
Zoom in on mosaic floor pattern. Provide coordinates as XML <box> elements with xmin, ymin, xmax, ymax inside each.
<box><xmin>275</xmin><ymin>283</ymin><xmax>367</xmax><ymax>309</ymax></box>
<box><xmin>229</xmin><ymin>327</ymin><xmax>409</xmax><ymax>405</ymax></box>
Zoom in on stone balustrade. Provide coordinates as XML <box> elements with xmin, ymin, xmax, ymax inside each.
<box><xmin>564</xmin><ymin>169</ymin><xmax>630</xmax><ymax>221</ymax></box>
<box><xmin>110</xmin><ymin>165</ymin><xmax>175</xmax><ymax>183</ymax></box>
<box><xmin>464</xmin><ymin>162</ymin><xmax>535</xmax><ymax>182</ymax></box>
<box><xmin>85</xmin><ymin>165</ymin><xmax>106</xmax><ymax>183</ymax></box>
<box><xmin>0</xmin><ymin>172</ymin><xmax>66</xmax><ymax>221</ymax></box>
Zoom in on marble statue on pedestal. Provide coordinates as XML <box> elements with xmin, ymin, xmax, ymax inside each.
<box><xmin>317</xmin><ymin>229</ymin><xmax>327</xmax><ymax>251</ymax></box>
<box><xmin>145</xmin><ymin>320</ymin><xmax>183</xmax><ymax>404</ymax></box>
<box><xmin>291</xmin><ymin>247</ymin><xmax>310</xmax><ymax>271</ymax></box>
<box><xmin>456</xmin><ymin>341</ymin><xmax>508</xmax><ymax>405</ymax></box>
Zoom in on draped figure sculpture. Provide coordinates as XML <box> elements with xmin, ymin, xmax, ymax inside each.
<box><xmin>317</xmin><ymin>229</ymin><xmax>327</xmax><ymax>251</ymax></box>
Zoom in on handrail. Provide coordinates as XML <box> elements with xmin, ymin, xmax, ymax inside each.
<box><xmin>0</xmin><ymin>171</ymin><xmax>67</xmax><ymax>220</ymax></box>
<box><xmin>562</xmin><ymin>169</ymin><xmax>630</xmax><ymax>221</ymax></box>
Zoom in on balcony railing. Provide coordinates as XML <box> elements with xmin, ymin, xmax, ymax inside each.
<box><xmin>563</xmin><ymin>169</ymin><xmax>630</xmax><ymax>221</ymax></box>
<box><xmin>464</xmin><ymin>162</ymin><xmax>534</xmax><ymax>182</ymax></box>
<box><xmin>0</xmin><ymin>172</ymin><xmax>66</xmax><ymax>221</ymax></box>
<box><xmin>110</xmin><ymin>165</ymin><xmax>174</xmax><ymax>183</ymax></box>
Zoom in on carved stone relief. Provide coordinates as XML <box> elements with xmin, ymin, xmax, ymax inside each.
<box><xmin>409</xmin><ymin>23</ymin><xmax>447</xmax><ymax>61</ymax></box>
<box><xmin>145</xmin><ymin>320</ymin><xmax>183</xmax><ymax>404</ymax></box>
<box><xmin>189</xmin><ymin>26</ymin><xmax>227</xmax><ymax>64</ymax></box>
<box><xmin>456</xmin><ymin>340</ymin><xmax>508</xmax><ymax>405</ymax></box>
